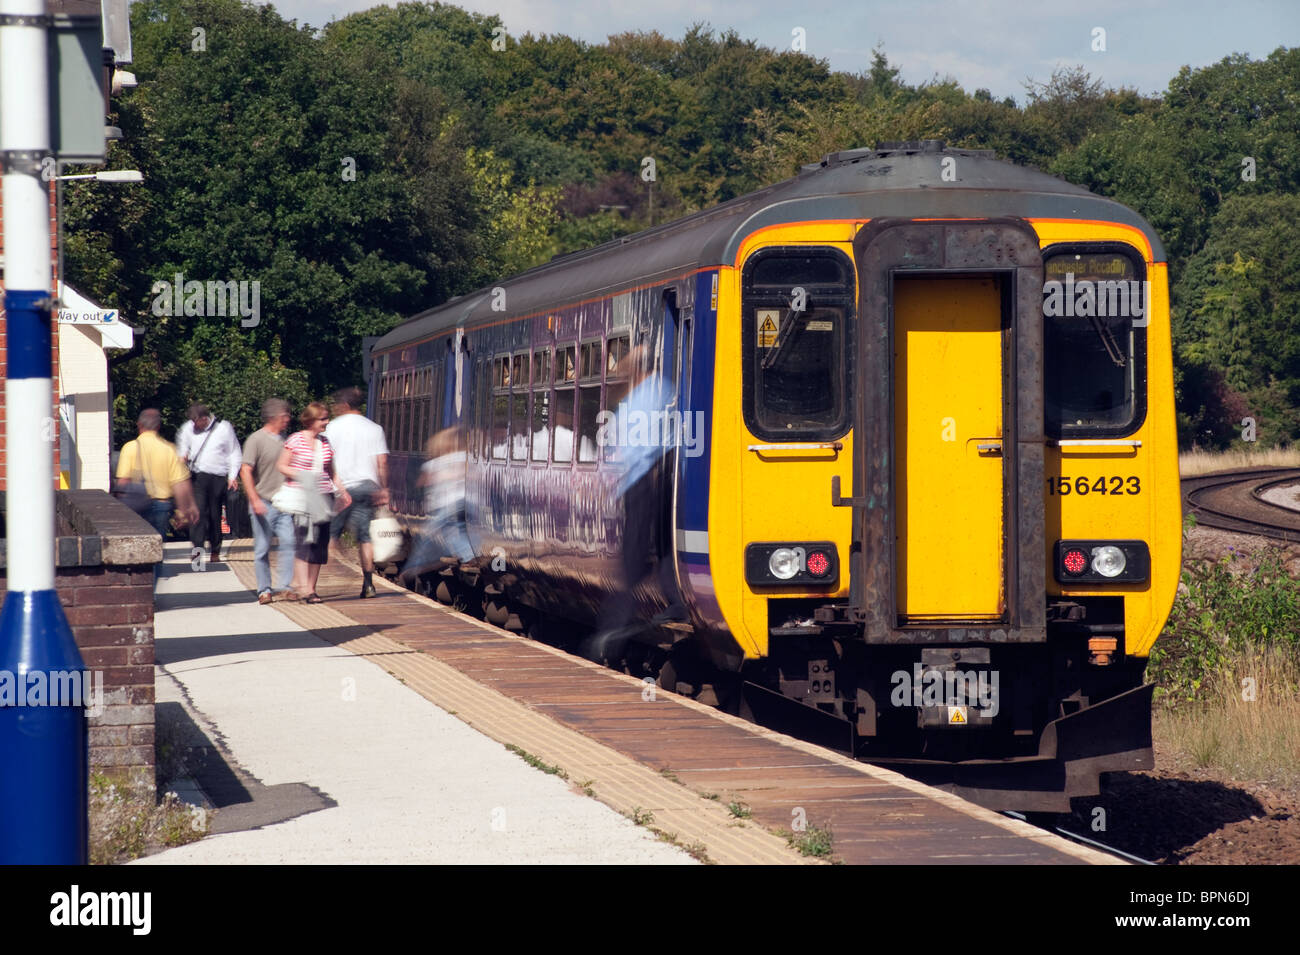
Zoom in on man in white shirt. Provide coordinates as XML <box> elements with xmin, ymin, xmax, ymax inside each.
<box><xmin>176</xmin><ymin>403</ymin><xmax>242</xmax><ymax>564</ymax></box>
<box><xmin>325</xmin><ymin>386</ymin><xmax>390</xmax><ymax>598</ymax></box>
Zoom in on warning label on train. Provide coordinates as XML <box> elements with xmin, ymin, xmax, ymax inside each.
<box><xmin>757</xmin><ymin>310</ymin><xmax>780</xmax><ymax>347</ymax></box>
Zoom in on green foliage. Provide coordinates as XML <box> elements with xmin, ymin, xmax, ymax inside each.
<box><xmin>1150</xmin><ymin>548</ymin><xmax>1300</xmax><ymax>706</ymax></box>
<box><xmin>786</xmin><ymin>823</ymin><xmax>834</xmax><ymax>858</ymax></box>
<box><xmin>60</xmin><ymin>5</ymin><xmax>1300</xmax><ymax>451</ymax></box>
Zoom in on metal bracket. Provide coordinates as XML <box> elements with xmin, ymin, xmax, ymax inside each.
<box><xmin>0</xmin><ymin>149</ymin><xmax>51</xmax><ymax>176</ymax></box>
<box><xmin>0</xmin><ymin>13</ymin><xmax>51</xmax><ymax>26</ymax></box>
<box><xmin>830</xmin><ymin>475</ymin><xmax>867</xmax><ymax>508</ymax></box>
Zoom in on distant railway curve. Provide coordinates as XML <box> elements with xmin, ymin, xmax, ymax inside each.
<box><xmin>1181</xmin><ymin>467</ymin><xmax>1300</xmax><ymax>541</ymax></box>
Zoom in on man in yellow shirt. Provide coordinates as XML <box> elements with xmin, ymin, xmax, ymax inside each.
<box><xmin>115</xmin><ymin>408</ymin><xmax>199</xmax><ymax>537</ymax></box>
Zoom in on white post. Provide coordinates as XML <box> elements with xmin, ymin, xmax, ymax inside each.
<box><xmin>0</xmin><ymin>0</ymin><xmax>88</xmax><ymax>864</ymax></box>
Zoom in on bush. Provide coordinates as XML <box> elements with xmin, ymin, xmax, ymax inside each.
<box><xmin>1150</xmin><ymin>547</ymin><xmax>1300</xmax><ymax>706</ymax></box>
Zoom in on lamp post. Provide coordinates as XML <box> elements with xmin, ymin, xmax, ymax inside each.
<box><xmin>0</xmin><ymin>0</ymin><xmax>87</xmax><ymax>864</ymax></box>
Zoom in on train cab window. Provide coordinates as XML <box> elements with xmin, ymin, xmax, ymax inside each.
<box><xmin>742</xmin><ymin>248</ymin><xmax>854</xmax><ymax>441</ymax></box>
<box><xmin>532</xmin><ymin>349</ymin><xmax>551</xmax><ymax>462</ymax></box>
<box><xmin>577</xmin><ymin>340</ymin><xmax>602</xmax><ymax>463</ymax></box>
<box><xmin>553</xmin><ymin>345</ymin><xmax>577</xmax><ymax>463</ymax></box>
<box><xmin>511</xmin><ymin>352</ymin><xmax>530</xmax><ymax>461</ymax></box>
<box><xmin>1043</xmin><ymin>246</ymin><xmax>1147</xmax><ymax>437</ymax></box>
<box><xmin>491</xmin><ymin>356</ymin><xmax>509</xmax><ymax>460</ymax></box>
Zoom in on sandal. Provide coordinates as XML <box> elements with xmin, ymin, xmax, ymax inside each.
<box><xmin>304</xmin><ymin>593</ymin><xmax>323</xmax><ymax>604</ymax></box>
<box><xmin>284</xmin><ymin>591</ymin><xmax>302</xmax><ymax>602</ymax></box>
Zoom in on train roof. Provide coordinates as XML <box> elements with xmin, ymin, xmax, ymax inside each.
<box><xmin>374</xmin><ymin>140</ymin><xmax>1165</xmax><ymax>354</ymax></box>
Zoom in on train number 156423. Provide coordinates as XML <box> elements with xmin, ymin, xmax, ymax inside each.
<box><xmin>1047</xmin><ymin>475</ymin><xmax>1141</xmax><ymax>495</ymax></box>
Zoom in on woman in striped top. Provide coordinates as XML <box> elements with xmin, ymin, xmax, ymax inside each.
<box><xmin>277</xmin><ymin>401</ymin><xmax>351</xmax><ymax>603</ymax></box>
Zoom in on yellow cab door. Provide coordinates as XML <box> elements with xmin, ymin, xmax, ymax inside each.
<box><xmin>893</xmin><ymin>276</ymin><xmax>1006</xmax><ymax>621</ymax></box>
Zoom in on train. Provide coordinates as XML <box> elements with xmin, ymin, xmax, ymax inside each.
<box><xmin>367</xmin><ymin>141</ymin><xmax>1182</xmax><ymax>811</ymax></box>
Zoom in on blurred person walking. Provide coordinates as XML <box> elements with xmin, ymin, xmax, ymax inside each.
<box><xmin>176</xmin><ymin>403</ymin><xmax>242</xmax><ymax>564</ymax></box>
<box><xmin>240</xmin><ymin>398</ymin><xmax>294</xmax><ymax>605</ymax></box>
<box><xmin>115</xmin><ymin>409</ymin><xmax>199</xmax><ymax>577</ymax></box>
<box><xmin>277</xmin><ymin>402</ymin><xmax>350</xmax><ymax>604</ymax></box>
<box><xmin>325</xmin><ymin>386</ymin><xmax>389</xmax><ymax>599</ymax></box>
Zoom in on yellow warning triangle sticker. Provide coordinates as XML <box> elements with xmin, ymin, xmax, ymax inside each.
<box><xmin>948</xmin><ymin>706</ymin><xmax>967</xmax><ymax>724</ymax></box>
<box><xmin>760</xmin><ymin>316</ymin><xmax>777</xmax><ymax>332</ymax></box>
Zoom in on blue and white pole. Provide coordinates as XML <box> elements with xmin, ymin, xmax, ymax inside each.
<box><xmin>0</xmin><ymin>0</ymin><xmax>88</xmax><ymax>863</ymax></box>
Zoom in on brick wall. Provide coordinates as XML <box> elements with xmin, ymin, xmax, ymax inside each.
<box><xmin>56</xmin><ymin>564</ymin><xmax>154</xmax><ymax>793</ymax></box>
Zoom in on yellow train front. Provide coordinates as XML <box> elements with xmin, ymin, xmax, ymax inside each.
<box><xmin>373</xmin><ymin>141</ymin><xmax>1181</xmax><ymax>812</ymax></box>
<box><xmin>706</xmin><ymin>143</ymin><xmax>1181</xmax><ymax>811</ymax></box>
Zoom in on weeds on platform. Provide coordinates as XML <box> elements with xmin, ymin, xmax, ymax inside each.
<box><xmin>504</xmin><ymin>743</ymin><xmax>568</xmax><ymax>779</ymax></box>
<box><xmin>727</xmin><ymin>801</ymin><xmax>752</xmax><ymax>819</ymax></box>
<box><xmin>784</xmin><ymin>823</ymin><xmax>834</xmax><ymax>859</ymax></box>
<box><xmin>89</xmin><ymin>774</ymin><xmax>208</xmax><ymax>865</ymax></box>
<box><xmin>630</xmin><ymin>806</ymin><xmax>654</xmax><ymax>826</ymax></box>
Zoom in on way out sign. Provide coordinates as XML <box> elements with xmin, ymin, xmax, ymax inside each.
<box><xmin>58</xmin><ymin>308</ymin><xmax>118</xmax><ymax>324</ymax></box>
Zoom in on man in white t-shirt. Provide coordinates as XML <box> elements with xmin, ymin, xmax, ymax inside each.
<box><xmin>325</xmin><ymin>386</ymin><xmax>390</xmax><ymax>598</ymax></box>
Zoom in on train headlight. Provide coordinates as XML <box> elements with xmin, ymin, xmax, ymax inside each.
<box><xmin>1054</xmin><ymin>540</ymin><xmax>1148</xmax><ymax>584</ymax></box>
<box><xmin>768</xmin><ymin>547</ymin><xmax>804</xmax><ymax>580</ymax></box>
<box><xmin>1091</xmin><ymin>545</ymin><xmax>1126</xmax><ymax>578</ymax></box>
<box><xmin>746</xmin><ymin>542</ymin><xmax>838</xmax><ymax>586</ymax></box>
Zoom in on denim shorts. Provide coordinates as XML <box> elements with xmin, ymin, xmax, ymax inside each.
<box><xmin>330</xmin><ymin>481</ymin><xmax>379</xmax><ymax>543</ymax></box>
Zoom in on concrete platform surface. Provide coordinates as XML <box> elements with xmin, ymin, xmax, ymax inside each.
<box><xmin>137</xmin><ymin>542</ymin><xmax>695</xmax><ymax>864</ymax></box>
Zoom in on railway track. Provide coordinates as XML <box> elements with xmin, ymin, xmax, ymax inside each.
<box><xmin>1181</xmin><ymin>466</ymin><xmax>1300</xmax><ymax>541</ymax></box>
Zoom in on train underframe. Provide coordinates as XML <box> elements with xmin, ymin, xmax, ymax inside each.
<box><xmin>396</xmin><ymin>556</ymin><xmax>1152</xmax><ymax>814</ymax></box>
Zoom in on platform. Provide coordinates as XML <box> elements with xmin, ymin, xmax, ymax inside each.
<box><xmin>217</xmin><ymin>541</ymin><xmax>1119</xmax><ymax>865</ymax></box>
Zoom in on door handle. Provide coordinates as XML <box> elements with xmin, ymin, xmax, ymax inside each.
<box><xmin>831</xmin><ymin>475</ymin><xmax>867</xmax><ymax>507</ymax></box>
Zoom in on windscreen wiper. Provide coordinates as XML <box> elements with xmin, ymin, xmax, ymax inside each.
<box><xmin>1089</xmin><ymin>314</ymin><xmax>1127</xmax><ymax>368</ymax></box>
<box><xmin>762</xmin><ymin>308</ymin><xmax>802</xmax><ymax>370</ymax></box>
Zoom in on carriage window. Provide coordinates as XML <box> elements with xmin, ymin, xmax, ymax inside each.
<box><xmin>742</xmin><ymin>249</ymin><xmax>854</xmax><ymax>441</ymax></box>
<box><xmin>532</xmin><ymin>349</ymin><xmax>551</xmax><ymax>462</ymax></box>
<box><xmin>511</xmin><ymin>353</ymin><xmax>530</xmax><ymax>461</ymax></box>
<box><xmin>1043</xmin><ymin>247</ymin><xmax>1147</xmax><ymax>437</ymax></box>
<box><xmin>577</xmin><ymin>340</ymin><xmax>602</xmax><ymax>463</ymax></box>
<box><xmin>553</xmin><ymin>385</ymin><xmax>575</xmax><ymax>463</ymax></box>
<box><xmin>606</xmin><ymin>335</ymin><xmax>630</xmax><ymax>376</ymax></box>
<box><xmin>559</xmin><ymin>345</ymin><xmax>577</xmax><ymax>383</ymax></box>
<box><xmin>491</xmin><ymin>356</ymin><xmax>509</xmax><ymax>460</ymax></box>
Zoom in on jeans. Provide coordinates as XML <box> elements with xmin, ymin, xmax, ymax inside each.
<box><xmin>147</xmin><ymin>500</ymin><xmax>173</xmax><ymax>582</ymax></box>
<box><xmin>146</xmin><ymin>499</ymin><xmax>174</xmax><ymax>537</ymax></box>
<box><xmin>251</xmin><ymin>502</ymin><xmax>295</xmax><ymax>594</ymax></box>
<box><xmin>331</xmin><ymin>480</ymin><xmax>380</xmax><ymax>543</ymax></box>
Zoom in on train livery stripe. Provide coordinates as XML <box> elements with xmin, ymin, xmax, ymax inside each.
<box><xmin>676</xmin><ymin>530</ymin><xmax>708</xmax><ymax>553</ymax></box>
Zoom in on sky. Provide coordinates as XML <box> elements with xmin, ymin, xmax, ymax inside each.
<box><xmin>258</xmin><ymin>0</ymin><xmax>1299</xmax><ymax>102</ymax></box>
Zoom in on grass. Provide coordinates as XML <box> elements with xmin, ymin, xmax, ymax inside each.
<box><xmin>1150</xmin><ymin>542</ymin><xmax>1300</xmax><ymax>787</ymax></box>
<box><xmin>1178</xmin><ymin>445</ymin><xmax>1300</xmax><ymax>476</ymax></box>
<box><xmin>89</xmin><ymin>774</ymin><xmax>208</xmax><ymax>865</ymax></box>
<box><xmin>727</xmin><ymin>800</ymin><xmax>752</xmax><ymax>819</ymax></box>
<box><xmin>504</xmin><ymin>743</ymin><xmax>568</xmax><ymax>780</ymax></box>
<box><xmin>1153</xmin><ymin>644</ymin><xmax>1300</xmax><ymax>785</ymax></box>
